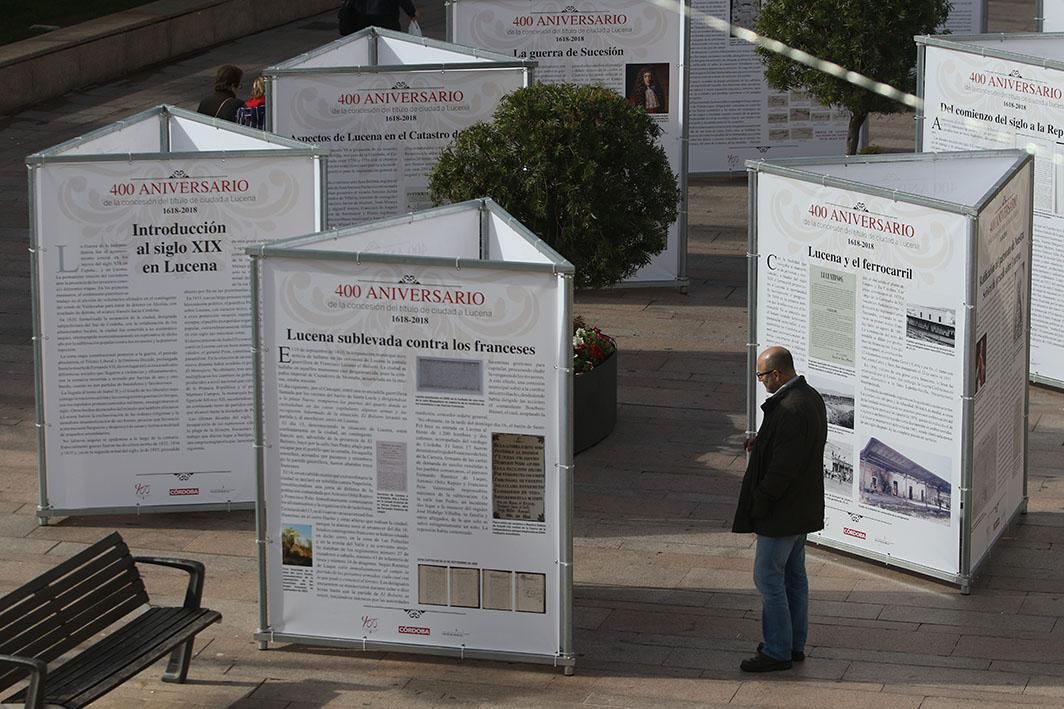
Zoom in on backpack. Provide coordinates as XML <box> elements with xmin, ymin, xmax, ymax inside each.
<box><xmin>235</xmin><ymin>104</ymin><xmax>265</xmax><ymax>130</ymax></box>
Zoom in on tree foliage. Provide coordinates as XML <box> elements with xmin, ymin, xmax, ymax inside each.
<box><xmin>754</xmin><ymin>0</ymin><xmax>951</xmax><ymax>153</ymax></box>
<box><xmin>429</xmin><ymin>83</ymin><xmax>679</xmax><ymax>288</ymax></box>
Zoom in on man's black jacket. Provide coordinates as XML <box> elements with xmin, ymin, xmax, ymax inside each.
<box><xmin>732</xmin><ymin>376</ymin><xmax>827</xmax><ymax>537</ymax></box>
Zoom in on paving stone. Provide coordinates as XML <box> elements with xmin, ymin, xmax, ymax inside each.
<box><xmin>842</xmin><ymin>661</ymin><xmax>1028</xmax><ymax>694</ymax></box>
<box><xmin>730</xmin><ymin>682</ymin><xmax>922</xmax><ymax>708</ymax></box>
<box><xmin>877</xmin><ymin>604</ymin><xmax>1054</xmax><ymax>633</ymax></box>
<box><xmin>918</xmin><ymin>694</ymin><xmax>1063</xmax><ymax>708</ymax></box>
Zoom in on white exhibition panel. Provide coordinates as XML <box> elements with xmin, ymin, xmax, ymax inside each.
<box><xmin>969</xmin><ymin>167</ymin><xmax>1032</xmax><ymax>568</ymax></box>
<box><xmin>1043</xmin><ymin>1</ymin><xmax>1064</xmax><ymax>31</ymax></box>
<box><xmin>919</xmin><ymin>39</ymin><xmax>1064</xmax><ymax>386</ymax></box>
<box><xmin>961</xmin><ymin>36</ymin><xmax>1064</xmax><ymax>59</ymax></box>
<box><xmin>295</xmin><ymin>209</ymin><xmax>482</xmax><ymax>259</ymax></box>
<box><xmin>754</xmin><ymin>171</ymin><xmax>968</xmax><ymax>575</ymax></box>
<box><xmin>687</xmin><ymin>0</ymin><xmax>986</xmax><ymax>173</ymax></box>
<box><xmin>291</xmin><ymin>43</ymin><xmax>373</xmax><ymax>69</ymax></box>
<box><xmin>794</xmin><ymin>155</ymin><xmax>1021</xmax><ymax>206</ymax></box>
<box><xmin>33</xmin><ymin>151</ymin><xmax>322</xmax><ymax>513</ymax></box>
<box><xmin>688</xmin><ymin>0</ymin><xmax>848</xmax><ymax>173</ymax></box>
<box><xmin>448</xmin><ymin>0</ymin><xmax>687</xmax><ymax>285</ymax></box>
<box><xmin>56</xmin><ymin>118</ymin><xmax>163</xmax><ymax>156</ymax></box>
<box><xmin>169</xmin><ymin>115</ymin><xmax>289</xmax><ymax>151</ymax></box>
<box><xmin>270</xmin><ymin>64</ymin><xmax>526</xmax><ymax>228</ymax></box>
<box><xmin>751</xmin><ymin>153</ymin><xmax>1032</xmax><ymax>584</ymax></box>
<box><xmin>376</xmin><ymin>35</ymin><xmax>493</xmax><ymax>64</ymax></box>
<box><xmin>259</xmin><ymin>256</ymin><xmax>568</xmax><ymax>659</ymax></box>
<box><xmin>486</xmin><ymin>215</ymin><xmax>555</xmax><ymax>264</ymax></box>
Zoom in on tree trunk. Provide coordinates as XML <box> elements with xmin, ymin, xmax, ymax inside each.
<box><xmin>847</xmin><ymin>112</ymin><xmax>867</xmax><ymax>155</ymax></box>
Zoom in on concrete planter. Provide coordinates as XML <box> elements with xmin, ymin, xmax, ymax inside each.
<box><xmin>573</xmin><ymin>350</ymin><xmax>617</xmax><ymax>453</ymax></box>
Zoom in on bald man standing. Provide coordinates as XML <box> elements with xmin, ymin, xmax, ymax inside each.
<box><xmin>733</xmin><ymin>346</ymin><xmax>827</xmax><ymax>672</ymax></box>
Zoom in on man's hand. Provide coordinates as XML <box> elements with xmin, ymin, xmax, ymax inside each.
<box><xmin>744</xmin><ymin>435</ymin><xmax>756</xmax><ymax>453</ymax></box>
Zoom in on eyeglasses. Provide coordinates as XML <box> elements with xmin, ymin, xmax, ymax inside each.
<box><xmin>754</xmin><ymin>369</ymin><xmax>776</xmax><ymax>380</ymax></box>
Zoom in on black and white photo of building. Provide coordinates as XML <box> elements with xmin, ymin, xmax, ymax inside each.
<box><xmin>906</xmin><ymin>304</ymin><xmax>956</xmax><ymax>348</ymax></box>
<box><xmin>823</xmin><ymin>440</ymin><xmax>853</xmax><ymax>498</ymax></box>
<box><xmin>859</xmin><ymin>437</ymin><xmax>951</xmax><ymax>523</ymax></box>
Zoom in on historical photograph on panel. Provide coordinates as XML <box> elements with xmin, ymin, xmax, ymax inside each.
<box><xmin>418</xmin><ymin>564</ymin><xmax>448</xmax><ymax>606</ymax></box>
<box><xmin>416</xmin><ymin>356</ymin><xmax>483</xmax><ymax>395</ymax></box>
<box><xmin>482</xmin><ymin>569</ymin><xmax>513</xmax><ymax>611</ymax></box>
<box><xmin>905</xmin><ymin>304</ymin><xmax>956</xmax><ymax>349</ymax></box>
<box><xmin>515</xmin><ymin>572</ymin><xmax>546</xmax><ymax>614</ymax></box>
<box><xmin>823</xmin><ymin>439</ymin><xmax>854</xmax><ymax>499</ymax></box>
<box><xmin>281</xmin><ymin>523</ymin><xmax>314</xmax><ymax>567</ymax></box>
<box><xmin>491</xmin><ymin>433</ymin><xmax>545</xmax><ymax>522</ymax></box>
<box><xmin>816</xmin><ymin>379</ymin><xmax>855</xmax><ymax>430</ymax></box>
<box><xmin>449</xmin><ymin>567</ymin><xmax>481</xmax><ymax>609</ymax></box>
<box><xmin>375</xmin><ymin>440</ymin><xmax>408</xmax><ymax>492</ymax></box>
<box><xmin>858</xmin><ymin>437</ymin><xmax>951</xmax><ymax>524</ymax></box>
<box><xmin>730</xmin><ymin>0</ymin><xmax>761</xmax><ymax>32</ymax></box>
<box><xmin>625</xmin><ymin>63</ymin><xmax>669</xmax><ymax>115</ymax></box>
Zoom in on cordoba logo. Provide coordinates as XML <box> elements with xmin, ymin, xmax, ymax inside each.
<box><xmin>169</xmin><ymin>488</ymin><xmax>200</xmax><ymax>496</ymax></box>
<box><xmin>843</xmin><ymin>527</ymin><xmax>866</xmax><ymax>540</ymax></box>
<box><xmin>398</xmin><ymin>625</ymin><xmax>430</xmax><ymax>636</ymax></box>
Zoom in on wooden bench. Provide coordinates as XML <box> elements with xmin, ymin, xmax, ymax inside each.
<box><xmin>0</xmin><ymin>531</ymin><xmax>222</xmax><ymax>709</ymax></box>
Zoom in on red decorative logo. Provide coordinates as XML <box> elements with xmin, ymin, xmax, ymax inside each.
<box><xmin>843</xmin><ymin>527</ymin><xmax>866</xmax><ymax>540</ymax></box>
<box><xmin>398</xmin><ymin>625</ymin><xmax>430</xmax><ymax>636</ymax></box>
<box><xmin>169</xmin><ymin>488</ymin><xmax>200</xmax><ymax>496</ymax></box>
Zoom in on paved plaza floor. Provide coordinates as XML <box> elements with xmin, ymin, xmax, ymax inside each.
<box><xmin>3</xmin><ymin>2</ymin><xmax>1064</xmax><ymax>707</ymax></box>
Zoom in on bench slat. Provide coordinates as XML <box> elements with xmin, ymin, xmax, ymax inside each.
<box><xmin>10</xmin><ymin>608</ymin><xmax>221</xmax><ymax>708</ymax></box>
<box><xmin>0</xmin><ymin>541</ymin><xmax>142</xmax><ymax>638</ymax></box>
<box><xmin>0</xmin><ymin>571</ymin><xmax>145</xmax><ymax>655</ymax></box>
<box><xmin>0</xmin><ymin>593</ymin><xmax>146</xmax><ymax>693</ymax></box>
<box><xmin>0</xmin><ymin>567</ymin><xmax>146</xmax><ymax>664</ymax></box>
<box><xmin>0</xmin><ymin>532</ymin><xmax>221</xmax><ymax>707</ymax></box>
<box><xmin>0</xmin><ymin>533</ymin><xmax>124</xmax><ymax>611</ymax></box>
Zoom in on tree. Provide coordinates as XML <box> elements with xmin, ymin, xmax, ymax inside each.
<box><xmin>429</xmin><ymin>83</ymin><xmax>679</xmax><ymax>288</ymax></box>
<box><xmin>754</xmin><ymin>0</ymin><xmax>951</xmax><ymax>154</ymax></box>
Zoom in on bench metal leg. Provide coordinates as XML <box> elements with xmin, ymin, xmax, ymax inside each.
<box><xmin>161</xmin><ymin>640</ymin><xmax>193</xmax><ymax>683</ymax></box>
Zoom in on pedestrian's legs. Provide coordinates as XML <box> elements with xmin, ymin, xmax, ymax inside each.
<box><xmin>783</xmin><ymin>534</ymin><xmax>808</xmax><ymax>654</ymax></box>
<box><xmin>753</xmin><ymin>534</ymin><xmax>802</xmax><ymax>661</ymax></box>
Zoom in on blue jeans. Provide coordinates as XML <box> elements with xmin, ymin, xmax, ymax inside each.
<box><xmin>753</xmin><ymin>534</ymin><xmax>808</xmax><ymax>661</ymax></box>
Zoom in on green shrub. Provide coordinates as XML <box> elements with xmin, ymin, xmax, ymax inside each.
<box><xmin>429</xmin><ymin>83</ymin><xmax>679</xmax><ymax>288</ymax></box>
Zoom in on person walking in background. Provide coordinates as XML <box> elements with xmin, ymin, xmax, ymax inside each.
<box><xmin>197</xmin><ymin>64</ymin><xmax>243</xmax><ymax>122</ymax></box>
<box><xmin>732</xmin><ymin>346</ymin><xmax>827</xmax><ymax>673</ymax></box>
<box><xmin>339</xmin><ymin>0</ymin><xmax>419</xmax><ymax>35</ymax></box>
<box><xmin>236</xmin><ymin>76</ymin><xmax>267</xmax><ymax>130</ymax></box>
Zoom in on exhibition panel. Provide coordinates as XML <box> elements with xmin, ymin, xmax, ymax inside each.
<box><xmin>28</xmin><ymin>106</ymin><xmax>325</xmax><ymax>520</ymax></box>
<box><xmin>267</xmin><ymin>27</ymin><xmax>532</xmax><ymax>229</ymax></box>
<box><xmin>686</xmin><ymin>0</ymin><xmax>986</xmax><ymax>173</ymax></box>
<box><xmin>918</xmin><ymin>33</ymin><xmax>1064</xmax><ymax>388</ymax></box>
<box><xmin>250</xmin><ymin>199</ymin><xmax>576</xmax><ymax>669</ymax></box>
<box><xmin>448</xmin><ymin>0</ymin><xmax>689</xmax><ymax>286</ymax></box>
<box><xmin>747</xmin><ymin>151</ymin><xmax>1032</xmax><ymax>588</ymax></box>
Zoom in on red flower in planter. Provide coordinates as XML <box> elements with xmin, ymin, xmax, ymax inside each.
<box><xmin>573</xmin><ymin>316</ymin><xmax>616</xmax><ymax>374</ymax></box>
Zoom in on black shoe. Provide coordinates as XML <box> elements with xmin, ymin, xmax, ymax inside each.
<box><xmin>758</xmin><ymin>642</ymin><xmax>805</xmax><ymax>662</ymax></box>
<box><xmin>740</xmin><ymin>651</ymin><xmax>793</xmax><ymax>673</ymax></box>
